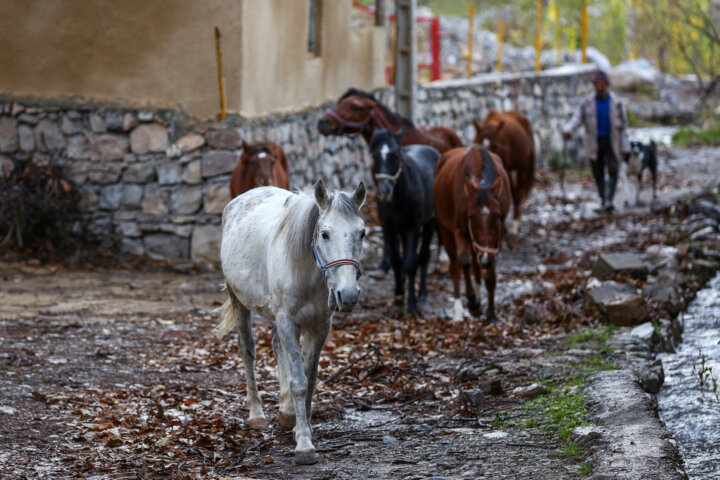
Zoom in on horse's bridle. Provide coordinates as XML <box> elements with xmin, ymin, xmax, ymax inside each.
<box><xmin>324</xmin><ymin>108</ymin><xmax>374</xmax><ymax>134</ymax></box>
<box><xmin>311</xmin><ymin>241</ymin><xmax>362</xmax><ymax>280</ymax></box>
<box><xmin>374</xmin><ymin>155</ymin><xmax>404</xmax><ymax>184</ymax></box>
<box><xmin>467</xmin><ymin>216</ymin><xmax>501</xmax><ymax>257</ymax></box>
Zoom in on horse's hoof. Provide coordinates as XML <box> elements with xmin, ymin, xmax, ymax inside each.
<box><xmin>407</xmin><ymin>304</ymin><xmax>418</xmax><ymax>314</ymax></box>
<box><xmin>278</xmin><ymin>412</ymin><xmax>296</xmax><ymax>429</ymax></box>
<box><xmin>249</xmin><ymin>417</ymin><xmax>268</xmax><ymax>430</ymax></box>
<box><xmin>468</xmin><ymin>301</ymin><xmax>482</xmax><ymax>317</ymax></box>
<box><xmin>294</xmin><ymin>449</ymin><xmax>318</xmax><ymax>465</ymax></box>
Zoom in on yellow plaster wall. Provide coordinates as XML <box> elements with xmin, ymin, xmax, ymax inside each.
<box><xmin>0</xmin><ymin>0</ymin><xmax>386</xmax><ymax>119</ymax></box>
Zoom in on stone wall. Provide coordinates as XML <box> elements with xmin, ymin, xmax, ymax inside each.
<box><xmin>416</xmin><ymin>64</ymin><xmax>597</xmax><ymax>164</ymax></box>
<box><xmin>0</xmin><ymin>65</ymin><xmax>595</xmax><ymax>267</ymax></box>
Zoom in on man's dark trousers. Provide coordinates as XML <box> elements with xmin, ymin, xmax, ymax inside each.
<box><xmin>591</xmin><ymin>136</ymin><xmax>618</xmax><ymax>207</ymax></box>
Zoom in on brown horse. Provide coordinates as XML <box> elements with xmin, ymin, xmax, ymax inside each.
<box><xmin>434</xmin><ymin>145</ymin><xmax>511</xmax><ymax>322</ymax></box>
<box><xmin>473</xmin><ymin>110</ymin><xmax>535</xmax><ymax>236</ymax></box>
<box><xmin>318</xmin><ymin>88</ymin><xmax>463</xmax><ymax>153</ymax></box>
<box><xmin>230</xmin><ymin>141</ymin><xmax>290</xmax><ymax>198</ymax></box>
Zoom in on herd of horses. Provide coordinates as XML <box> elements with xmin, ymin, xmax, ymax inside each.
<box><xmin>219</xmin><ymin>88</ymin><xmax>536</xmax><ymax>463</ymax></box>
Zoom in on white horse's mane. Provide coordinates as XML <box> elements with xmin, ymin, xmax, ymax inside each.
<box><xmin>274</xmin><ymin>188</ymin><xmax>361</xmax><ymax>265</ymax></box>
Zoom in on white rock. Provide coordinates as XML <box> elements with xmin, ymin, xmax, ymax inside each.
<box><xmin>483</xmin><ymin>431</ymin><xmax>509</xmax><ymax>439</ymax></box>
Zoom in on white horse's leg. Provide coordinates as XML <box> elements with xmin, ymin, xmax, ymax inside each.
<box><xmin>272</xmin><ymin>328</ymin><xmax>295</xmax><ymax>429</ymax></box>
<box><xmin>231</xmin><ymin>294</ymin><xmax>267</xmax><ymax>429</ymax></box>
<box><xmin>302</xmin><ymin>319</ymin><xmax>332</xmax><ymax>431</ymax></box>
<box><xmin>276</xmin><ymin>315</ymin><xmax>317</xmax><ymax>465</ymax></box>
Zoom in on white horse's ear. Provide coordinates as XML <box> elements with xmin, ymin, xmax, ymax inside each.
<box><xmin>314</xmin><ymin>180</ymin><xmax>330</xmax><ymax>210</ymax></box>
<box><xmin>353</xmin><ymin>181</ymin><xmax>366</xmax><ymax>208</ymax></box>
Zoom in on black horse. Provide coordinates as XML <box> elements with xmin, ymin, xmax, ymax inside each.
<box><xmin>369</xmin><ymin>128</ymin><xmax>441</xmax><ymax>314</ymax></box>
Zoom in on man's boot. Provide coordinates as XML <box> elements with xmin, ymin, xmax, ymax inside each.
<box><xmin>604</xmin><ymin>175</ymin><xmax>617</xmax><ymax>212</ymax></box>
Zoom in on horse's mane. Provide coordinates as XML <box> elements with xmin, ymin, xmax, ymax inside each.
<box><xmin>369</xmin><ymin>128</ymin><xmax>396</xmax><ymax>152</ymax></box>
<box><xmin>473</xmin><ymin>146</ymin><xmax>497</xmax><ymax>206</ymax></box>
<box><xmin>275</xmin><ymin>189</ymin><xmax>360</xmax><ymax>266</ymax></box>
<box><xmin>340</xmin><ymin>88</ymin><xmax>414</xmax><ymax>128</ymax></box>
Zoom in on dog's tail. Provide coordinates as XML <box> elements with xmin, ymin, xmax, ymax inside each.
<box><xmin>214</xmin><ymin>282</ymin><xmax>238</xmax><ymax>336</ymax></box>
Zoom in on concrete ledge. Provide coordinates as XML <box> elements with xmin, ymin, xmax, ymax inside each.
<box><xmin>583</xmin><ymin>370</ymin><xmax>687</xmax><ymax>480</ymax></box>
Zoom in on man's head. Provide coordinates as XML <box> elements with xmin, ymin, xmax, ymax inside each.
<box><xmin>593</xmin><ymin>71</ymin><xmax>610</xmax><ymax>97</ymax></box>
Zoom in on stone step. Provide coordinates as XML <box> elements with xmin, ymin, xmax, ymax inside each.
<box><xmin>592</xmin><ymin>252</ymin><xmax>649</xmax><ymax>280</ymax></box>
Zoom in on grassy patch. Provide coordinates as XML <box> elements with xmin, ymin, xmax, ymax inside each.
<box><xmin>581</xmin><ymin>462</ymin><xmax>593</xmax><ymax>476</ymax></box>
<box><xmin>585</xmin><ymin>354</ymin><xmax>616</xmax><ymax>371</ymax></box>
<box><xmin>566</xmin><ymin>326</ymin><xmax>619</xmax><ymax>347</ymax></box>
<box><xmin>672</xmin><ymin>123</ymin><xmax>720</xmax><ymax>147</ymax></box>
<box><xmin>520</xmin><ymin>376</ymin><xmax>592</xmax><ymax>465</ymax></box>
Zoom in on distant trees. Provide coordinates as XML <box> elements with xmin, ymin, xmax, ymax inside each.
<box><xmin>418</xmin><ymin>0</ymin><xmax>719</xmax><ymax>81</ymax></box>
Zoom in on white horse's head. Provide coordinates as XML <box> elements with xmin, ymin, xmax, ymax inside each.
<box><xmin>313</xmin><ymin>180</ymin><xmax>367</xmax><ymax>312</ymax></box>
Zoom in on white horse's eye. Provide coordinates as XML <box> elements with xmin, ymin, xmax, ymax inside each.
<box><xmin>360</xmin><ymin>230</ymin><xmax>366</xmax><ymax>239</ymax></box>
<box><xmin>321</xmin><ymin>231</ymin><xmax>330</xmax><ymax>240</ymax></box>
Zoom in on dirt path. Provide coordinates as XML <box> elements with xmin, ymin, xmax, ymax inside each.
<box><xmin>1</xmin><ymin>146</ymin><xmax>718</xmax><ymax>479</ymax></box>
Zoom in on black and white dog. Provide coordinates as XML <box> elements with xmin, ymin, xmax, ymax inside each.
<box><xmin>625</xmin><ymin>140</ymin><xmax>658</xmax><ymax>204</ymax></box>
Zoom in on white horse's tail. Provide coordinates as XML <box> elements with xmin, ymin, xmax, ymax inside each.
<box><xmin>214</xmin><ymin>283</ymin><xmax>237</xmax><ymax>336</ymax></box>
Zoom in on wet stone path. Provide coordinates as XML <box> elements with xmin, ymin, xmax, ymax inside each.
<box><xmin>0</xmin><ymin>140</ymin><xmax>719</xmax><ymax>479</ymax></box>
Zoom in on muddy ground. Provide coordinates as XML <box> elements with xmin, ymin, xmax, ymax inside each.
<box><xmin>1</xmin><ymin>145</ymin><xmax>719</xmax><ymax>480</ymax></box>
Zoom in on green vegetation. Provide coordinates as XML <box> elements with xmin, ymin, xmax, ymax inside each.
<box><xmin>581</xmin><ymin>462</ymin><xmax>594</xmax><ymax>476</ymax></box>
<box><xmin>524</xmin><ymin>375</ymin><xmax>590</xmax><ymax>458</ymax></box>
<box><xmin>672</xmin><ymin>123</ymin><xmax>720</xmax><ymax>147</ymax></box>
<box><xmin>585</xmin><ymin>354</ymin><xmax>616</xmax><ymax>370</ymax></box>
<box><xmin>360</xmin><ymin>0</ymin><xmax>720</xmax><ymax>82</ymax></box>
<box><xmin>566</xmin><ymin>325</ymin><xmax>619</xmax><ymax>347</ymax></box>
<box><xmin>653</xmin><ymin>318</ymin><xmax>662</xmax><ymax>336</ymax></box>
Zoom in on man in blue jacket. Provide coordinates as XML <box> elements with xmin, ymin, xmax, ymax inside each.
<box><xmin>563</xmin><ymin>71</ymin><xmax>630</xmax><ymax>212</ymax></box>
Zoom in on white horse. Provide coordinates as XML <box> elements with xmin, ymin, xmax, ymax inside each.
<box><xmin>216</xmin><ymin>181</ymin><xmax>367</xmax><ymax>464</ymax></box>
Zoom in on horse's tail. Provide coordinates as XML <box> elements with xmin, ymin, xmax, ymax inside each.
<box><xmin>214</xmin><ymin>282</ymin><xmax>238</xmax><ymax>336</ymax></box>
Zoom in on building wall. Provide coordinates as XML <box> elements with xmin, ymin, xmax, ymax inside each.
<box><xmin>0</xmin><ymin>65</ymin><xmax>596</xmax><ymax>268</ymax></box>
<box><xmin>0</xmin><ymin>0</ymin><xmax>386</xmax><ymax>119</ymax></box>
<box><xmin>238</xmin><ymin>0</ymin><xmax>386</xmax><ymax>117</ymax></box>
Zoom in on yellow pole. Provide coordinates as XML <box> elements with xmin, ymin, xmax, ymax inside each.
<box><xmin>581</xmin><ymin>0</ymin><xmax>588</xmax><ymax>63</ymax></box>
<box><xmin>535</xmin><ymin>0</ymin><xmax>542</xmax><ymax>72</ymax></box>
<box><xmin>555</xmin><ymin>1</ymin><xmax>562</xmax><ymax>66</ymax></box>
<box><xmin>497</xmin><ymin>18</ymin><xmax>504</xmax><ymax>72</ymax></box>
<box><xmin>214</xmin><ymin>27</ymin><xmax>227</xmax><ymax>120</ymax></box>
<box><xmin>467</xmin><ymin>3</ymin><xmax>474</xmax><ymax>78</ymax></box>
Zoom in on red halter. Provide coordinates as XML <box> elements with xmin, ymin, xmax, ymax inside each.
<box><xmin>324</xmin><ymin>108</ymin><xmax>373</xmax><ymax>134</ymax></box>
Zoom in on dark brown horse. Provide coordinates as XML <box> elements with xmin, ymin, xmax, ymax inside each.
<box><xmin>318</xmin><ymin>88</ymin><xmax>463</xmax><ymax>153</ymax></box>
<box><xmin>473</xmin><ymin>110</ymin><xmax>535</xmax><ymax>236</ymax></box>
<box><xmin>434</xmin><ymin>145</ymin><xmax>511</xmax><ymax>321</ymax></box>
<box><xmin>319</xmin><ymin>88</ymin><xmax>463</xmax><ymax>271</ymax></box>
<box><xmin>230</xmin><ymin>141</ymin><xmax>290</xmax><ymax>198</ymax></box>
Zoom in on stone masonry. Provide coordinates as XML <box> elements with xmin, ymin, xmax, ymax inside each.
<box><xmin>0</xmin><ymin>65</ymin><xmax>595</xmax><ymax>267</ymax></box>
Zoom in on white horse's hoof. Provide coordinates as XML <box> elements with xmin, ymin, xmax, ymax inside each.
<box><xmin>294</xmin><ymin>448</ymin><xmax>318</xmax><ymax>465</ymax></box>
<box><xmin>248</xmin><ymin>417</ymin><xmax>268</xmax><ymax>429</ymax></box>
<box><xmin>451</xmin><ymin>298</ymin><xmax>464</xmax><ymax>323</ymax></box>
